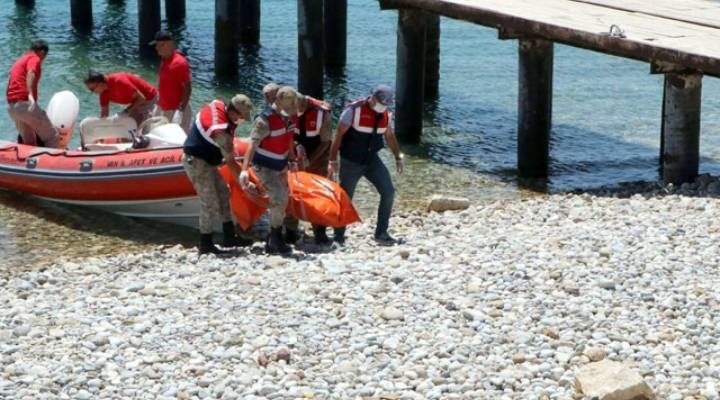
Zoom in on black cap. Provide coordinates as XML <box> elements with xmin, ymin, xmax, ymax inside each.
<box><xmin>148</xmin><ymin>31</ymin><xmax>173</xmax><ymax>45</ymax></box>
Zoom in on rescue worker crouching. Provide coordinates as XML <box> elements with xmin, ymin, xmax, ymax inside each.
<box><xmin>286</xmin><ymin>92</ymin><xmax>333</xmax><ymax>245</ymax></box>
<box><xmin>183</xmin><ymin>95</ymin><xmax>255</xmax><ymax>255</ymax></box>
<box><xmin>240</xmin><ymin>86</ymin><xmax>300</xmax><ymax>255</ymax></box>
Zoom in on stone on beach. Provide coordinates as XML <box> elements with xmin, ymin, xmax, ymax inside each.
<box><xmin>2</xmin><ymin>190</ymin><xmax>719</xmax><ymax>399</ymax></box>
<box><xmin>574</xmin><ymin>360</ymin><xmax>655</xmax><ymax>400</ymax></box>
<box><xmin>426</xmin><ymin>195</ymin><xmax>470</xmax><ymax>212</ymax></box>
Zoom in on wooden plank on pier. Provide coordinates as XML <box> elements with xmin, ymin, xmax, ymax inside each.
<box><xmin>569</xmin><ymin>0</ymin><xmax>720</xmax><ymax>30</ymax></box>
<box><xmin>378</xmin><ymin>0</ymin><xmax>720</xmax><ymax>77</ymax></box>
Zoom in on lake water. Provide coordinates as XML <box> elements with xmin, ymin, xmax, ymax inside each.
<box><xmin>2</xmin><ymin>0</ymin><xmax>720</xmax><ymax>268</ymax></box>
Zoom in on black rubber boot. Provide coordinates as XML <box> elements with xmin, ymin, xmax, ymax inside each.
<box><xmin>199</xmin><ymin>233</ymin><xmax>228</xmax><ymax>255</ymax></box>
<box><xmin>313</xmin><ymin>225</ymin><xmax>331</xmax><ymax>245</ymax></box>
<box><xmin>222</xmin><ymin>221</ymin><xmax>253</xmax><ymax>247</ymax></box>
<box><xmin>283</xmin><ymin>228</ymin><xmax>300</xmax><ymax>244</ymax></box>
<box><xmin>333</xmin><ymin>227</ymin><xmax>346</xmax><ymax>245</ymax></box>
<box><xmin>266</xmin><ymin>227</ymin><xmax>292</xmax><ymax>254</ymax></box>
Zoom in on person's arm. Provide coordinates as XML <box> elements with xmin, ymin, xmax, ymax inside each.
<box><xmin>309</xmin><ymin>111</ymin><xmax>332</xmax><ymax>165</ymax></box>
<box><xmin>384</xmin><ymin>123</ymin><xmax>404</xmax><ymax>174</ymax></box>
<box><xmin>179</xmin><ymin>81</ymin><xmax>191</xmax><ymax>110</ymax></box>
<box><xmin>240</xmin><ymin>118</ymin><xmax>269</xmax><ymax>186</ymax></box>
<box><xmin>26</xmin><ymin>70</ymin><xmax>37</xmax><ymax>108</ymax></box>
<box><xmin>100</xmin><ymin>105</ymin><xmax>110</xmax><ymax>118</ymax></box>
<box><xmin>215</xmin><ymin>132</ymin><xmax>240</xmax><ymax>177</ymax></box>
<box><xmin>327</xmin><ymin>122</ymin><xmax>350</xmax><ymax>178</ymax></box>
<box><xmin>125</xmin><ymin>90</ymin><xmax>147</xmax><ymax>114</ymax></box>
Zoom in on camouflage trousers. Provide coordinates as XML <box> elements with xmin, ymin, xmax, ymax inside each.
<box><xmin>255</xmin><ymin>165</ymin><xmax>288</xmax><ymax>228</ymax></box>
<box><xmin>183</xmin><ymin>154</ymin><xmax>231</xmax><ymax>234</ymax></box>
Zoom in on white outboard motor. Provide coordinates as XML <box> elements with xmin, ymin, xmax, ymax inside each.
<box><xmin>46</xmin><ymin>90</ymin><xmax>80</xmax><ymax>149</ymax></box>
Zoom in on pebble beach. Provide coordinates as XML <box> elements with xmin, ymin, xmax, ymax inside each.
<box><xmin>2</xmin><ymin>179</ymin><xmax>720</xmax><ymax>399</ymax></box>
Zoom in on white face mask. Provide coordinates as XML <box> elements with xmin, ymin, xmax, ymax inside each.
<box><xmin>371</xmin><ymin>102</ymin><xmax>387</xmax><ymax>113</ymax></box>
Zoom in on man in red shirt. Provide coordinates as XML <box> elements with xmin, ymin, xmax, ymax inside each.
<box><xmin>83</xmin><ymin>70</ymin><xmax>158</xmax><ymax>130</ymax></box>
<box><xmin>151</xmin><ymin>31</ymin><xmax>192</xmax><ymax>133</ymax></box>
<box><xmin>5</xmin><ymin>39</ymin><xmax>59</xmax><ymax>148</ymax></box>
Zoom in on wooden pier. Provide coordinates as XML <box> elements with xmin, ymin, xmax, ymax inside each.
<box><xmin>379</xmin><ymin>0</ymin><xmax>720</xmax><ymax>184</ymax></box>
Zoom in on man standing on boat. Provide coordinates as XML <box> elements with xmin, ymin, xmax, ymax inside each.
<box><xmin>240</xmin><ymin>86</ymin><xmax>299</xmax><ymax>255</ymax></box>
<box><xmin>327</xmin><ymin>84</ymin><xmax>404</xmax><ymax>246</ymax></box>
<box><xmin>5</xmin><ymin>39</ymin><xmax>59</xmax><ymax>148</ymax></box>
<box><xmin>183</xmin><ymin>95</ymin><xmax>255</xmax><ymax>255</ymax></box>
<box><xmin>151</xmin><ymin>31</ymin><xmax>192</xmax><ymax>133</ymax></box>
<box><xmin>84</xmin><ymin>70</ymin><xmax>158</xmax><ymax>145</ymax></box>
<box><xmin>284</xmin><ymin>92</ymin><xmax>333</xmax><ymax>245</ymax></box>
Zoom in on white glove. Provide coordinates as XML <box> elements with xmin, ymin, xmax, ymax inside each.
<box><xmin>327</xmin><ymin>160</ymin><xmax>338</xmax><ymax>179</ymax></box>
<box><xmin>238</xmin><ymin>170</ymin><xmax>249</xmax><ymax>188</ymax></box>
<box><xmin>171</xmin><ymin>110</ymin><xmax>183</xmax><ymax>124</ymax></box>
<box><xmin>295</xmin><ymin>144</ymin><xmax>306</xmax><ymax>161</ymax></box>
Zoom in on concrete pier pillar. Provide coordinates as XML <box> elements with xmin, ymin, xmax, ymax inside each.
<box><xmin>298</xmin><ymin>0</ymin><xmax>324</xmax><ymax>98</ymax></box>
<box><xmin>662</xmin><ymin>73</ymin><xmax>702</xmax><ymax>184</ymax></box>
<box><xmin>237</xmin><ymin>0</ymin><xmax>260</xmax><ymax>45</ymax></box>
<box><xmin>424</xmin><ymin>13</ymin><xmax>440</xmax><ymax>99</ymax></box>
<box><xmin>517</xmin><ymin>38</ymin><xmax>553</xmax><ymax>178</ymax></box>
<box><xmin>138</xmin><ymin>0</ymin><xmax>161</xmax><ymax>59</ymax></box>
<box><xmin>71</xmin><ymin>0</ymin><xmax>93</xmax><ymax>32</ymax></box>
<box><xmin>324</xmin><ymin>0</ymin><xmax>347</xmax><ymax>70</ymax></box>
<box><xmin>165</xmin><ymin>0</ymin><xmax>186</xmax><ymax>24</ymax></box>
<box><xmin>215</xmin><ymin>0</ymin><xmax>239</xmax><ymax>79</ymax></box>
<box><xmin>395</xmin><ymin>9</ymin><xmax>427</xmax><ymax>143</ymax></box>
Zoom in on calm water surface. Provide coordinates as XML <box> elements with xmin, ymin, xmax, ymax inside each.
<box><xmin>2</xmin><ymin>0</ymin><xmax>720</xmax><ymax>268</ymax></box>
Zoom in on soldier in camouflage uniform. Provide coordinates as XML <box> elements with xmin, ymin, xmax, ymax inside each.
<box><xmin>240</xmin><ymin>86</ymin><xmax>299</xmax><ymax>254</ymax></box>
<box><xmin>283</xmin><ymin>92</ymin><xmax>334</xmax><ymax>245</ymax></box>
<box><xmin>183</xmin><ymin>95</ymin><xmax>254</xmax><ymax>255</ymax></box>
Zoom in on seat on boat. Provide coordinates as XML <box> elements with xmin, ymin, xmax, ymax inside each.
<box><xmin>79</xmin><ymin>116</ymin><xmax>137</xmax><ymax>151</ymax></box>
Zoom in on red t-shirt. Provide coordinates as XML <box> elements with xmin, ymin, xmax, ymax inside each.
<box><xmin>157</xmin><ymin>51</ymin><xmax>191</xmax><ymax>111</ymax></box>
<box><xmin>99</xmin><ymin>72</ymin><xmax>157</xmax><ymax>107</ymax></box>
<box><xmin>6</xmin><ymin>51</ymin><xmax>42</xmax><ymax>103</ymax></box>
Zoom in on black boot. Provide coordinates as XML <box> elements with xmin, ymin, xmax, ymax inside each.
<box><xmin>333</xmin><ymin>227</ymin><xmax>346</xmax><ymax>245</ymax></box>
<box><xmin>222</xmin><ymin>221</ymin><xmax>253</xmax><ymax>247</ymax></box>
<box><xmin>283</xmin><ymin>228</ymin><xmax>300</xmax><ymax>244</ymax></box>
<box><xmin>199</xmin><ymin>233</ymin><xmax>228</xmax><ymax>255</ymax></box>
<box><xmin>266</xmin><ymin>227</ymin><xmax>292</xmax><ymax>254</ymax></box>
<box><xmin>313</xmin><ymin>225</ymin><xmax>331</xmax><ymax>245</ymax></box>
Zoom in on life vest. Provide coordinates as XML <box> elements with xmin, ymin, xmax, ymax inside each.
<box><xmin>294</xmin><ymin>97</ymin><xmax>330</xmax><ymax>157</ymax></box>
<box><xmin>253</xmin><ymin>107</ymin><xmax>296</xmax><ymax>170</ymax></box>
<box><xmin>339</xmin><ymin>98</ymin><xmax>389</xmax><ymax>164</ymax></box>
<box><xmin>183</xmin><ymin>100</ymin><xmax>234</xmax><ymax>166</ymax></box>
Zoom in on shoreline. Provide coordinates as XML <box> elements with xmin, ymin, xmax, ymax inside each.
<box><xmin>1</xmin><ymin>183</ymin><xmax>719</xmax><ymax>398</ymax></box>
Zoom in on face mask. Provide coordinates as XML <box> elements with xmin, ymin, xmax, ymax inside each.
<box><xmin>371</xmin><ymin>102</ymin><xmax>387</xmax><ymax>113</ymax></box>
<box><xmin>280</xmin><ymin>109</ymin><xmax>290</xmax><ymax>117</ymax></box>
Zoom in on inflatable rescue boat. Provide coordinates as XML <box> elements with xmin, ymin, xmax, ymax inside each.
<box><xmin>0</xmin><ymin>91</ymin><xmax>360</xmax><ymax>229</ymax></box>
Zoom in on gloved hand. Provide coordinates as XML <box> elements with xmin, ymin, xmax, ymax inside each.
<box><xmin>295</xmin><ymin>144</ymin><xmax>306</xmax><ymax>162</ymax></box>
<box><xmin>171</xmin><ymin>110</ymin><xmax>183</xmax><ymax>125</ymax></box>
<box><xmin>288</xmin><ymin>161</ymin><xmax>299</xmax><ymax>172</ymax></box>
<box><xmin>238</xmin><ymin>170</ymin><xmax>249</xmax><ymax>188</ymax></box>
<box><xmin>395</xmin><ymin>156</ymin><xmax>404</xmax><ymax>175</ymax></box>
<box><xmin>327</xmin><ymin>160</ymin><xmax>339</xmax><ymax>179</ymax></box>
